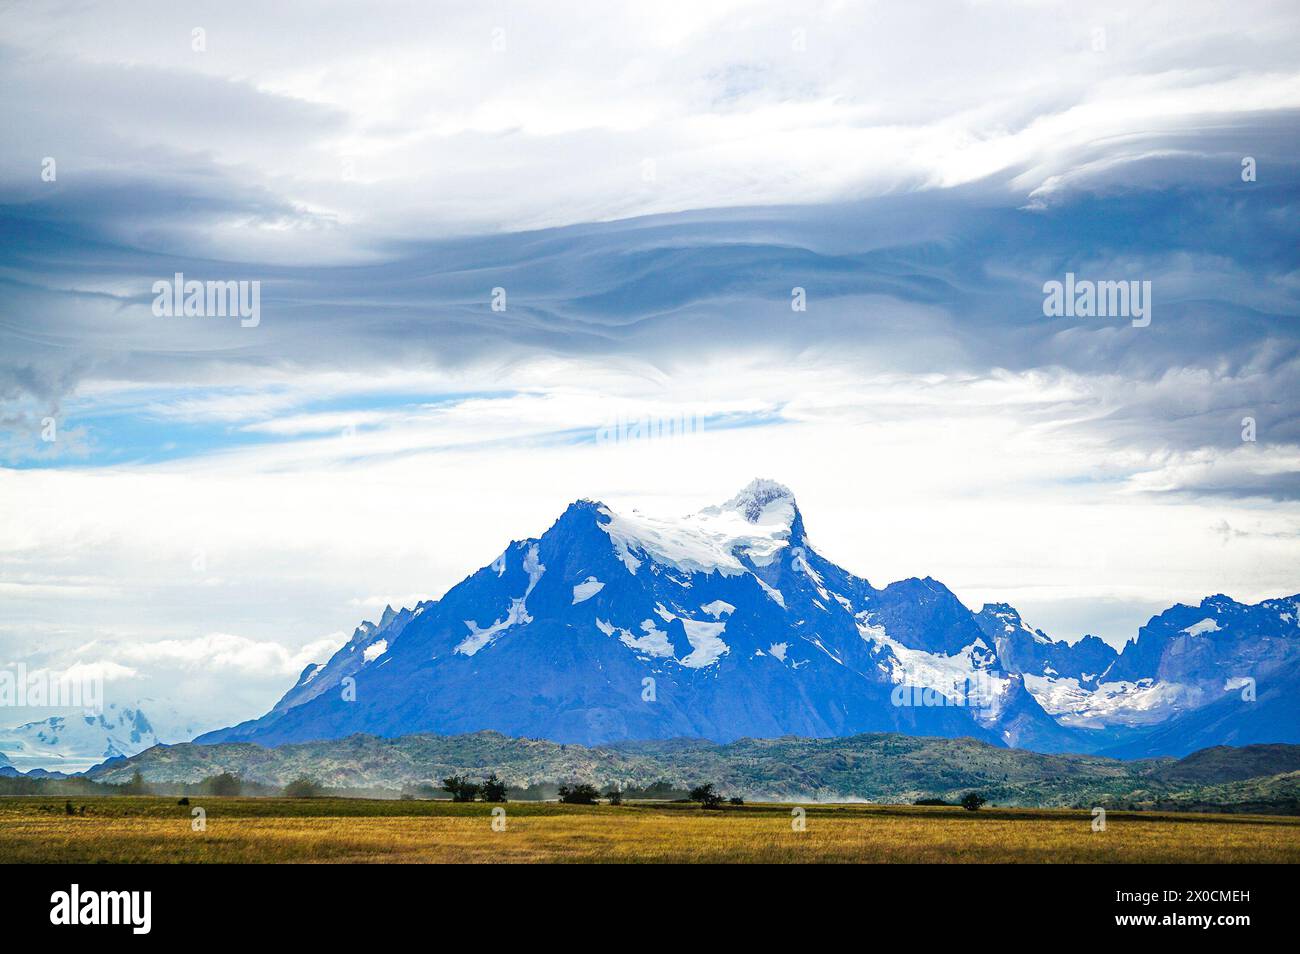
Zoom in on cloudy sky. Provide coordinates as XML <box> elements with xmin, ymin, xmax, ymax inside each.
<box><xmin>2</xmin><ymin>0</ymin><xmax>1298</xmax><ymax>735</ymax></box>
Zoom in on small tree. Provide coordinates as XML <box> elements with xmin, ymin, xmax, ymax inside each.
<box><xmin>284</xmin><ymin>776</ymin><xmax>324</xmax><ymax>798</ymax></box>
<box><xmin>122</xmin><ymin>770</ymin><xmax>148</xmax><ymax>795</ymax></box>
<box><xmin>557</xmin><ymin>783</ymin><xmax>600</xmax><ymax>805</ymax></box>
<box><xmin>689</xmin><ymin>783</ymin><xmax>724</xmax><ymax>808</ymax></box>
<box><xmin>961</xmin><ymin>792</ymin><xmax>986</xmax><ymax>812</ymax></box>
<box><xmin>206</xmin><ymin>772</ymin><xmax>241</xmax><ymax>797</ymax></box>
<box><xmin>441</xmin><ymin>774</ymin><xmax>481</xmax><ymax>802</ymax></box>
<box><xmin>728</xmin><ymin>796</ymin><xmax>745</xmax><ymax>806</ymax></box>
<box><xmin>480</xmin><ymin>773</ymin><xmax>508</xmax><ymax>803</ymax></box>
<box><xmin>605</xmin><ymin>786</ymin><xmax>623</xmax><ymax>806</ymax></box>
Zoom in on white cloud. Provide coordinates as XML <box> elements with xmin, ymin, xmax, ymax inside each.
<box><xmin>26</xmin><ymin>661</ymin><xmax>139</xmax><ymax>684</ymax></box>
<box><xmin>3</xmin><ymin>362</ymin><xmax>1298</xmax><ymax>665</ymax></box>
<box><xmin>86</xmin><ymin>633</ymin><xmax>346</xmax><ymax>677</ymax></box>
<box><xmin>4</xmin><ymin>1</ymin><xmax>1299</xmax><ymax>254</ymax></box>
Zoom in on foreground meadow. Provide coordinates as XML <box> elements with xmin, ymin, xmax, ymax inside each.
<box><xmin>1</xmin><ymin>796</ymin><xmax>1297</xmax><ymax>863</ymax></box>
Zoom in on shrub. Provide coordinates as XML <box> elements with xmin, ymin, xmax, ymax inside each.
<box><xmin>728</xmin><ymin>796</ymin><xmax>745</xmax><ymax>806</ymax></box>
<box><xmin>441</xmin><ymin>774</ymin><xmax>481</xmax><ymax>802</ymax></box>
<box><xmin>689</xmin><ymin>783</ymin><xmax>724</xmax><ymax>808</ymax></box>
<box><xmin>283</xmin><ymin>776</ymin><xmax>324</xmax><ymax>798</ymax></box>
<box><xmin>480</xmin><ymin>773</ymin><xmax>508</xmax><ymax>803</ymax></box>
<box><xmin>205</xmin><ymin>772</ymin><xmax>242</xmax><ymax>797</ymax></box>
<box><xmin>557</xmin><ymin>783</ymin><xmax>600</xmax><ymax>805</ymax></box>
<box><xmin>605</xmin><ymin>787</ymin><xmax>624</xmax><ymax>806</ymax></box>
<box><xmin>961</xmin><ymin>792</ymin><xmax>987</xmax><ymax>812</ymax></box>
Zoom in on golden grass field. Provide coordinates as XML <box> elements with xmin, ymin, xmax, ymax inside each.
<box><xmin>2</xmin><ymin>796</ymin><xmax>1298</xmax><ymax>863</ymax></box>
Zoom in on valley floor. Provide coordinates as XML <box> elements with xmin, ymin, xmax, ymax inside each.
<box><xmin>1</xmin><ymin>797</ymin><xmax>1298</xmax><ymax>863</ymax></box>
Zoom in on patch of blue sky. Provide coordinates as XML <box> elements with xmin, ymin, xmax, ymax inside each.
<box><xmin>4</xmin><ymin>387</ymin><xmax>523</xmax><ymax>469</ymax></box>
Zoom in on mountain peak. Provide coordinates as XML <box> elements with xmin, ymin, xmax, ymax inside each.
<box><xmin>982</xmin><ymin>601</ymin><xmax>1014</xmax><ymax>611</ymax></box>
<box><xmin>980</xmin><ymin>602</ymin><xmax>1021</xmax><ymax>620</ymax></box>
<box><xmin>564</xmin><ymin>498</ymin><xmax>607</xmax><ymax>517</ymax></box>
<box><xmin>191</xmin><ymin>482</ymin><xmax>1300</xmax><ymax>758</ymax></box>
<box><xmin>720</xmin><ymin>478</ymin><xmax>796</xmax><ymax>523</ymax></box>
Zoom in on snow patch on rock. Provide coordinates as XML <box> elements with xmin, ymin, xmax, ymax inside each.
<box><xmin>572</xmin><ymin>577</ymin><xmax>605</xmax><ymax>604</ymax></box>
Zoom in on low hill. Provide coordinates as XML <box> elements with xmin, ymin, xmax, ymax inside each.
<box><xmin>83</xmin><ymin>731</ymin><xmax>1300</xmax><ymax>811</ymax></box>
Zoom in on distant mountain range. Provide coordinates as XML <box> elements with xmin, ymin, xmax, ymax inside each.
<box><xmin>0</xmin><ymin>704</ymin><xmax>161</xmax><ymax>774</ymax></box>
<box><xmin>0</xmin><ymin>702</ymin><xmax>202</xmax><ymax>774</ymax></box>
<box><xmin>86</xmin><ymin>730</ymin><xmax>1300</xmax><ymax>812</ymax></box>
<box><xmin>191</xmin><ymin>480</ymin><xmax>1299</xmax><ymax>758</ymax></box>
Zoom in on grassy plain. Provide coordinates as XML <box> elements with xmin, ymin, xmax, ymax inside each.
<box><xmin>2</xmin><ymin>796</ymin><xmax>1298</xmax><ymax>863</ymax></box>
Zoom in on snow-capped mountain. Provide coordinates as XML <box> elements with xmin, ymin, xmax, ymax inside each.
<box><xmin>0</xmin><ymin>703</ymin><xmax>164</xmax><ymax>773</ymax></box>
<box><xmin>197</xmin><ymin>481</ymin><xmax>1300</xmax><ymax>756</ymax></box>
<box><xmin>974</xmin><ymin>593</ymin><xmax>1300</xmax><ymax>755</ymax></box>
